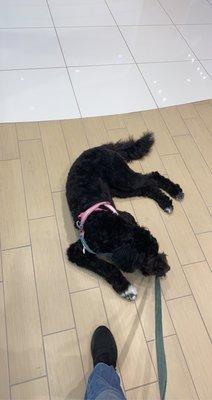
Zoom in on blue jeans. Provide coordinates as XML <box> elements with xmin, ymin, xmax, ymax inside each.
<box><xmin>85</xmin><ymin>363</ymin><xmax>126</xmax><ymax>400</ymax></box>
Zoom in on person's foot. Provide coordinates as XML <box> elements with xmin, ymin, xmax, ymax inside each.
<box><xmin>91</xmin><ymin>326</ymin><xmax>118</xmax><ymax>369</ymax></box>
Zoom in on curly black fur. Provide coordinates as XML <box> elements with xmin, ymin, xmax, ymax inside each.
<box><xmin>66</xmin><ymin>132</ymin><xmax>184</xmax><ymax>299</ymax></box>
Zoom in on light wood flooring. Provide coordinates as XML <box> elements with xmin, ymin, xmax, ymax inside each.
<box><xmin>1</xmin><ymin>100</ymin><xmax>212</xmax><ymax>400</ymax></box>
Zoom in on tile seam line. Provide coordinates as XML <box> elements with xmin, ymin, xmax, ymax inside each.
<box><xmin>161</xmin><ymin>151</ymin><xmax>212</xmax><ymax>215</ymax></box>
<box><xmin>125</xmin><ymin>380</ymin><xmax>158</xmax><ymax>394</ymax></box>
<box><xmin>10</xmin><ymin>374</ymin><xmax>47</xmax><ymax>388</ymax></box>
<box><xmin>159</xmin><ymin>201</ymin><xmax>205</xmax><ymax>265</ymax></box>
<box><xmin>156</xmin><ymin>0</ymin><xmax>212</xmax><ymax>88</ymax></box>
<box><xmin>129</xmin><ymin>198</ymin><xmax>199</xmax><ymax>397</ymax></box>
<box><xmin>15</xmin><ymin>125</ymin><xmax>52</xmax><ymax>399</ymax></box>
<box><xmin>136</xmin><ymin>118</ymin><xmax>207</xmax><ymax>267</ymax></box>
<box><xmin>153</xmin><ymin>136</ymin><xmax>212</xmax><ymax>338</ymax></box>
<box><xmin>37</xmin><ymin>121</ymin><xmax>87</xmax><ymax>386</ymax></box>
<box><xmin>43</xmin><ymin>326</ymin><xmax>75</xmax><ymax>337</ymax></box>
<box><xmin>187</xmin><ymin>104</ymin><xmax>212</xmax><ymax>174</ymax></box>
<box><xmin>129</xmin><ymin>161</ymin><xmax>200</xmax><ymax>398</ymax></box>
<box><xmin>61</xmin><ymin>114</ymin><xmax>129</xmax><ymax>388</ymax></box>
<box><xmin>167</xmin><ymin>265</ymin><xmax>212</xmax><ymax>343</ymax></box>
<box><xmin>147</xmin><ymin>332</ymin><xmax>176</xmax><ymax>343</ymax></box>
<box><xmin>127</xmin><ymin>202</ymin><xmax>163</xmax><ymax>378</ymax></box>
<box><xmin>44</xmin><ymin>0</ymin><xmax>82</xmax><ymax>118</ymax></box>
<box><xmin>73</xmin><ymin>118</ymin><xmax>128</xmax><ymax>390</ymax></box>
<box><xmin>103</xmin><ymin>0</ymin><xmax>158</xmax><ymax>110</ymax></box>
<box><xmin>160</xmin><ymin>129</ymin><xmax>211</xmax><ymax>241</ymax></box>
<box><xmin>172</xmin><ymin>136</ymin><xmax>212</xmax><ymax>216</ymax></box>
<box><xmin>0</xmin><ymin>24</ymin><xmax>176</xmax><ymax>29</ymax></box>
<box><xmin>176</xmin><ymin>259</ymin><xmax>212</xmax><ymax>344</ymax></box>
<box><xmin>1</xmin><ymin>23</ymin><xmax>212</xmax><ymax>30</ymax></box>
<box><xmin>1</xmin><ymin>258</ymin><xmax>12</xmax><ymax>399</ymax></box>
<box><xmin>1</xmin><ymin>60</ymin><xmax>205</xmax><ymax>74</ymax></box>
<box><xmin>159</xmin><ymin>142</ymin><xmax>210</xmax><ymax>268</ymax></box>
<box><xmin>206</xmin><ymin>0</ymin><xmax>212</xmax><ymax>7</ymax></box>
<box><xmin>146</xmin><ymin>331</ymin><xmax>200</xmax><ymax>399</ymax></box>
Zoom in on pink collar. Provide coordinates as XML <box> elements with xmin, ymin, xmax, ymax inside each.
<box><xmin>77</xmin><ymin>201</ymin><xmax>118</xmax><ymax>231</ymax></box>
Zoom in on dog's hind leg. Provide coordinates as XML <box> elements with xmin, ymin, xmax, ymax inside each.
<box><xmin>111</xmin><ymin>176</ymin><xmax>174</xmax><ymax>213</ymax></box>
<box><xmin>67</xmin><ymin>241</ymin><xmax>137</xmax><ymax>301</ymax></box>
<box><xmin>149</xmin><ymin>171</ymin><xmax>184</xmax><ymax>200</ymax></box>
<box><xmin>105</xmin><ymin>154</ymin><xmax>177</xmax><ymax>212</ymax></box>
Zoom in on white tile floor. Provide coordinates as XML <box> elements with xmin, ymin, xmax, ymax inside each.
<box><xmin>1</xmin><ymin>0</ymin><xmax>212</xmax><ymax>122</ymax></box>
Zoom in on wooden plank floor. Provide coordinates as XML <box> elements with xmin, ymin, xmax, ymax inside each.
<box><xmin>0</xmin><ymin>100</ymin><xmax>212</xmax><ymax>400</ymax></box>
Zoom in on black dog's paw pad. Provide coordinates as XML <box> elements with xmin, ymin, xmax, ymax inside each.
<box><xmin>175</xmin><ymin>191</ymin><xmax>184</xmax><ymax>201</ymax></box>
<box><xmin>120</xmin><ymin>285</ymin><xmax>137</xmax><ymax>301</ymax></box>
<box><xmin>164</xmin><ymin>205</ymin><xmax>173</xmax><ymax>214</ymax></box>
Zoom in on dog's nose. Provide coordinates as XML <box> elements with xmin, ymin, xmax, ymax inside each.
<box><xmin>156</xmin><ymin>264</ymin><xmax>170</xmax><ymax>277</ymax></box>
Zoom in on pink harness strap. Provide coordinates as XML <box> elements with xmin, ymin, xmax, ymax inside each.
<box><xmin>77</xmin><ymin>201</ymin><xmax>118</xmax><ymax>230</ymax></box>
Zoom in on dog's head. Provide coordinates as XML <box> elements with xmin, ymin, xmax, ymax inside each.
<box><xmin>86</xmin><ymin>211</ymin><xmax>170</xmax><ymax>277</ymax></box>
<box><xmin>111</xmin><ymin>224</ymin><xmax>170</xmax><ymax>277</ymax></box>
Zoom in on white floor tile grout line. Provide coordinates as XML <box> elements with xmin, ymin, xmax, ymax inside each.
<box><xmin>103</xmin><ymin>0</ymin><xmax>159</xmax><ymax>110</ymax></box>
<box><xmin>1</xmin><ymin>22</ymin><xmax>212</xmax><ymax>30</ymax></box>
<box><xmin>1</xmin><ymin>59</ymin><xmax>212</xmax><ymax>74</ymax></box>
<box><xmin>44</xmin><ymin>0</ymin><xmax>83</xmax><ymax>118</ymax></box>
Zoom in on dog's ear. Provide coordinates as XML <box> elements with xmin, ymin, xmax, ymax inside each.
<box><xmin>119</xmin><ymin>211</ymin><xmax>137</xmax><ymax>225</ymax></box>
<box><xmin>134</xmin><ymin>226</ymin><xmax>159</xmax><ymax>255</ymax></box>
<box><xmin>67</xmin><ymin>241</ymin><xmax>81</xmax><ymax>263</ymax></box>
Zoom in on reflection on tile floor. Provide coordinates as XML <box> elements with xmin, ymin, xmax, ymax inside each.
<box><xmin>0</xmin><ymin>0</ymin><xmax>212</xmax><ymax>121</ymax></box>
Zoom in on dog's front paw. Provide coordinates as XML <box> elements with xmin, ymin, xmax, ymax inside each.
<box><xmin>120</xmin><ymin>284</ymin><xmax>137</xmax><ymax>301</ymax></box>
<box><xmin>171</xmin><ymin>184</ymin><xmax>184</xmax><ymax>201</ymax></box>
<box><xmin>175</xmin><ymin>190</ymin><xmax>184</xmax><ymax>201</ymax></box>
<box><xmin>164</xmin><ymin>205</ymin><xmax>173</xmax><ymax>214</ymax></box>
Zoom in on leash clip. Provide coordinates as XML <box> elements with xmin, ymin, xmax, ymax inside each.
<box><xmin>76</xmin><ymin>220</ymin><xmax>81</xmax><ymax>229</ymax></box>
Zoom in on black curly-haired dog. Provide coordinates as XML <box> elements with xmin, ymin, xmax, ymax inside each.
<box><xmin>66</xmin><ymin>132</ymin><xmax>184</xmax><ymax>301</ymax></box>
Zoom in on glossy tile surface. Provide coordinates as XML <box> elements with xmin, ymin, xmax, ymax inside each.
<box><xmin>202</xmin><ymin>60</ymin><xmax>212</xmax><ymax>78</ymax></box>
<box><xmin>1</xmin><ymin>0</ymin><xmax>212</xmax><ymax>122</ymax></box>
<box><xmin>0</xmin><ymin>28</ymin><xmax>64</xmax><ymax>70</ymax></box>
<box><xmin>69</xmin><ymin>64</ymin><xmax>156</xmax><ymax>116</ymax></box>
<box><xmin>106</xmin><ymin>0</ymin><xmax>171</xmax><ymax>25</ymax></box>
<box><xmin>120</xmin><ymin>25</ymin><xmax>193</xmax><ymax>62</ymax></box>
<box><xmin>159</xmin><ymin>0</ymin><xmax>212</xmax><ymax>23</ymax></box>
<box><xmin>57</xmin><ymin>27</ymin><xmax>133</xmax><ymax>66</ymax></box>
<box><xmin>0</xmin><ymin>0</ymin><xmax>52</xmax><ymax>28</ymax></box>
<box><xmin>178</xmin><ymin>25</ymin><xmax>212</xmax><ymax>60</ymax></box>
<box><xmin>48</xmin><ymin>0</ymin><xmax>115</xmax><ymax>27</ymax></box>
<box><xmin>140</xmin><ymin>61</ymin><xmax>212</xmax><ymax>107</ymax></box>
<box><xmin>0</xmin><ymin>68</ymin><xmax>80</xmax><ymax>122</ymax></box>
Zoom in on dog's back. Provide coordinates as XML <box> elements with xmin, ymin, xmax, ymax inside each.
<box><xmin>66</xmin><ymin>133</ymin><xmax>154</xmax><ymax>220</ymax></box>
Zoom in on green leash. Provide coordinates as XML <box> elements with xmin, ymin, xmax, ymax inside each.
<box><xmin>155</xmin><ymin>277</ymin><xmax>167</xmax><ymax>400</ymax></box>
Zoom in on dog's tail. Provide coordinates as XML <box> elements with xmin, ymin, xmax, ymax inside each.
<box><xmin>103</xmin><ymin>132</ymin><xmax>154</xmax><ymax>162</ymax></box>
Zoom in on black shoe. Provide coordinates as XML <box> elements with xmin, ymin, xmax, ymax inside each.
<box><xmin>91</xmin><ymin>326</ymin><xmax>118</xmax><ymax>369</ymax></box>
